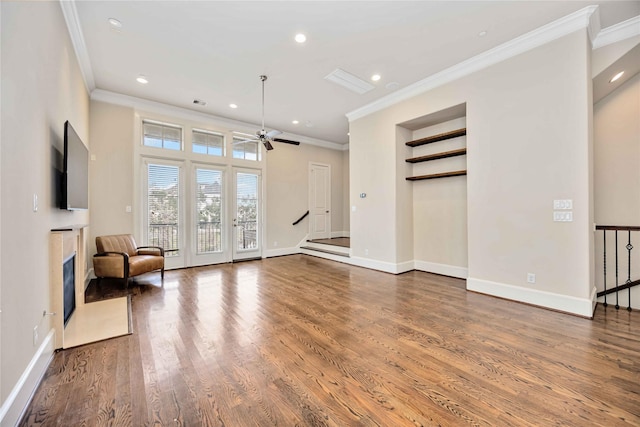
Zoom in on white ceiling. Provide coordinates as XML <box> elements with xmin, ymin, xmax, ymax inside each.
<box><xmin>73</xmin><ymin>1</ymin><xmax>640</xmax><ymax>145</ymax></box>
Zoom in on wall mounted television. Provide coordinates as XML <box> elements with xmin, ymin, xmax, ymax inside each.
<box><xmin>61</xmin><ymin>120</ymin><xmax>89</xmax><ymax>210</ymax></box>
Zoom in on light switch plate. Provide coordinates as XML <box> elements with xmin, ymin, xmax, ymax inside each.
<box><xmin>553</xmin><ymin>199</ymin><xmax>573</xmax><ymax>210</ymax></box>
<box><xmin>553</xmin><ymin>211</ymin><xmax>573</xmax><ymax>222</ymax></box>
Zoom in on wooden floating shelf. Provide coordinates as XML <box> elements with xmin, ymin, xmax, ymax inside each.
<box><xmin>405</xmin><ymin>128</ymin><xmax>467</xmax><ymax>147</ymax></box>
<box><xmin>406</xmin><ymin>170</ymin><xmax>467</xmax><ymax>181</ymax></box>
<box><xmin>406</xmin><ymin>148</ymin><xmax>467</xmax><ymax>163</ymax></box>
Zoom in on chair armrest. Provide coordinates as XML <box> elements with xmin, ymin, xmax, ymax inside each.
<box><xmin>93</xmin><ymin>252</ymin><xmax>130</xmax><ymax>279</ymax></box>
<box><xmin>137</xmin><ymin>246</ymin><xmax>164</xmax><ymax>257</ymax></box>
<box><xmin>94</xmin><ymin>251</ymin><xmax>130</xmax><ymax>260</ymax></box>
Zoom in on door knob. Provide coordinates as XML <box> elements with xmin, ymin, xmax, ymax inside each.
<box><xmin>326</xmin><ymin>210</ymin><xmax>329</xmax><ymax>213</ymax></box>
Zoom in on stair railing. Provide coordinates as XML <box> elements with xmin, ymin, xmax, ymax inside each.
<box><xmin>595</xmin><ymin>225</ymin><xmax>640</xmax><ymax>310</ymax></box>
<box><xmin>292</xmin><ymin>210</ymin><xmax>309</xmax><ymax>226</ymax></box>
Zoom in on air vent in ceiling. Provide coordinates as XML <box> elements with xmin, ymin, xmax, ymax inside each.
<box><xmin>324</xmin><ymin>68</ymin><xmax>374</xmax><ymax>95</ymax></box>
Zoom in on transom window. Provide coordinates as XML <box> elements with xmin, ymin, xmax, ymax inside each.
<box><xmin>232</xmin><ymin>133</ymin><xmax>259</xmax><ymax>161</ymax></box>
<box><xmin>193</xmin><ymin>129</ymin><xmax>224</xmax><ymax>156</ymax></box>
<box><xmin>143</xmin><ymin>120</ymin><xmax>182</xmax><ymax>151</ymax></box>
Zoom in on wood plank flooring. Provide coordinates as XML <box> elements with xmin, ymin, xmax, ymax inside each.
<box><xmin>20</xmin><ymin>255</ymin><xmax>640</xmax><ymax>426</ymax></box>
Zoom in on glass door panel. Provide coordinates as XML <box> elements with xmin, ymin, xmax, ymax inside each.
<box><xmin>145</xmin><ymin>161</ymin><xmax>184</xmax><ymax>269</ymax></box>
<box><xmin>192</xmin><ymin>167</ymin><xmax>227</xmax><ymax>266</ymax></box>
<box><xmin>233</xmin><ymin>170</ymin><xmax>261</xmax><ymax>260</ymax></box>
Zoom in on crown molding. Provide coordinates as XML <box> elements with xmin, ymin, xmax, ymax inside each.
<box><xmin>59</xmin><ymin>0</ymin><xmax>95</xmax><ymax>92</ymax></box>
<box><xmin>91</xmin><ymin>89</ymin><xmax>345</xmax><ymax>151</ymax></box>
<box><xmin>346</xmin><ymin>5</ymin><xmax>598</xmax><ymax>122</ymax></box>
<box><xmin>593</xmin><ymin>15</ymin><xmax>640</xmax><ymax>49</ymax></box>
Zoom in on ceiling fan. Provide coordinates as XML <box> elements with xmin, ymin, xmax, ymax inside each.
<box><xmin>235</xmin><ymin>75</ymin><xmax>300</xmax><ymax>151</ymax></box>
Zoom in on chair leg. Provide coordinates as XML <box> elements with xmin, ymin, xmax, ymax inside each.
<box><xmin>161</xmin><ymin>268</ymin><xmax>164</xmax><ymax>280</ymax></box>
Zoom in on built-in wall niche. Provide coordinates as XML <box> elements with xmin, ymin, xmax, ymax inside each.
<box><xmin>398</xmin><ymin>103</ymin><xmax>469</xmax><ymax>278</ymax></box>
<box><xmin>400</xmin><ymin>103</ymin><xmax>467</xmax><ymax>181</ymax></box>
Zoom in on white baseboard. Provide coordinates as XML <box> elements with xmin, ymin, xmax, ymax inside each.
<box><xmin>264</xmin><ymin>247</ymin><xmax>300</xmax><ymax>258</ymax></box>
<box><xmin>0</xmin><ymin>329</ymin><xmax>55</xmax><ymax>426</ymax></box>
<box><xmin>467</xmin><ymin>277</ymin><xmax>596</xmax><ymax>318</ymax></box>
<box><xmin>347</xmin><ymin>256</ymin><xmax>413</xmax><ymax>274</ymax></box>
<box><xmin>414</xmin><ymin>260</ymin><xmax>468</xmax><ymax>279</ymax></box>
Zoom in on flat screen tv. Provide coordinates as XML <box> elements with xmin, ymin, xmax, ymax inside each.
<box><xmin>61</xmin><ymin>120</ymin><xmax>89</xmax><ymax>210</ymax></box>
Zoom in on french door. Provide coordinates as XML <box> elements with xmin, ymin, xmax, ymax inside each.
<box><xmin>232</xmin><ymin>169</ymin><xmax>262</xmax><ymax>261</ymax></box>
<box><xmin>143</xmin><ymin>160</ymin><xmax>262</xmax><ymax>268</ymax></box>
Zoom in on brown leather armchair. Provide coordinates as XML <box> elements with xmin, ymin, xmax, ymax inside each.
<box><xmin>93</xmin><ymin>234</ymin><xmax>164</xmax><ymax>287</ymax></box>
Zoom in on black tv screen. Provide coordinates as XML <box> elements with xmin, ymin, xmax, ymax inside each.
<box><xmin>61</xmin><ymin>120</ymin><xmax>89</xmax><ymax>210</ymax></box>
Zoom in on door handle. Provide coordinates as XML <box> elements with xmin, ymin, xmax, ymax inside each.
<box><xmin>326</xmin><ymin>210</ymin><xmax>329</xmax><ymax>213</ymax></box>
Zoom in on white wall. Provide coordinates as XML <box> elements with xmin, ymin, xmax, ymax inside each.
<box><xmin>594</xmin><ymin>72</ymin><xmax>640</xmax><ymax>309</ymax></box>
<box><xmin>266</xmin><ymin>142</ymin><xmax>346</xmax><ymax>254</ymax></box>
<box><xmin>0</xmin><ymin>2</ymin><xmax>90</xmax><ymax>424</ymax></box>
<box><xmin>89</xmin><ymin>101</ymin><xmax>136</xmax><ymax>245</ymax></box>
<box><xmin>411</xmin><ymin>118</ymin><xmax>468</xmax><ymax>275</ymax></box>
<box><xmin>350</xmin><ymin>29</ymin><xmax>595</xmax><ymax>316</ymax></box>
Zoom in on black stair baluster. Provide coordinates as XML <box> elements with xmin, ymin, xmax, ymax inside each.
<box><xmin>628</xmin><ymin>230</ymin><xmax>633</xmax><ymax>311</ymax></box>
<box><xmin>603</xmin><ymin>231</ymin><xmax>607</xmax><ymax>307</ymax></box>
<box><xmin>616</xmin><ymin>231</ymin><xmax>620</xmax><ymax>310</ymax></box>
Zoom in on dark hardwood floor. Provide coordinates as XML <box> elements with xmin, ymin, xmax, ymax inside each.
<box><xmin>20</xmin><ymin>255</ymin><xmax>640</xmax><ymax>426</ymax></box>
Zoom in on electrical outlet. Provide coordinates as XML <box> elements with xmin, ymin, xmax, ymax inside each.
<box><xmin>33</xmin><ymin>194</ymin><xmax>38</xmax><ymax>212</ymax></box>
<box><xmin>125</xmin><ymin>205</ymin><xmax>132</xmax><ymax>213</ymax></box>
<box><xmin>273</xmin><ymin>241</ymin><xmax>278</xmax><ymax>247</ymax></box>
<box><xmin>365</xmin><ymin>249</ymin><xmax>369</xmax><ymax>256</ymax></box>
<box><xmin>527</xmin><ymin>273</ymin><xmax>536</xmax><ymax>284</ymax></box>
<box><xmin>33</xmin><ymin>325</ymin><xmax>39</xmax><ymax>346</ymax></box>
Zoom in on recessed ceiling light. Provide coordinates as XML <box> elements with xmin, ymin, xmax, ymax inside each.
<box><xmin>292</xmin><ymin>120</ymin><xmax>299</xmax><ymax>124</ymax></box>
<box><xmin>295</xmin><ymin>33</ymin><xmax>307</xmax><ymax>43</ymax></box>
<box><xmin>229</xmin><ymin>103</ymin><xmax>238</xmax><ymax>109</ymax></box>
<box><xmin>610</xmin><ymin>71</ymin><xmax>625</xmax><ymax>83</ymax></box>
<box><xmin>478</xmin><ymin>30</ymin><xmax>487</xmax><ymax>37</ymax></box>
<box><xmin>108</xmin><ymin>18</ymin><xmax>122</xmax><ymax>29</ymax></box>
<box><xmin>371</xmin><ymin>74</ymin><xmax>381</xmax><ymax>82</ymax></box>
<box><xmin>136</xmin><ymin>75</ymin><xmax>148</xmax><ymax>84</ymax></box>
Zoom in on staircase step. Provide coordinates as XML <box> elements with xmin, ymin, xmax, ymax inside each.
<box><xmin>300</xmin><ymin>246</ymin><xmax>350</xmax><ymax>257</ymax></box>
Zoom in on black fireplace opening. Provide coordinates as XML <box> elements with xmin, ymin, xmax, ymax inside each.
<box><xmin>63</xmin><ymin>253</ymin><xmax>76</xmax><ymax>326</ymax></box>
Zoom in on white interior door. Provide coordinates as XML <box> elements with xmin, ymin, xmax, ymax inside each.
<box><xmin>233</xmin><ymin>169</ymin><xmax>262</xmax><ymax>261</ymax></box>
<box><xmin>309</xmin><ymin>163</ymin><xmax>331</xmax><ymax>240</ymax></box>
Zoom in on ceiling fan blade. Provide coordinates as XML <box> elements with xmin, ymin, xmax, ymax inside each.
<box><xmin>265</xmin><ymin>129</ymin><xmax>282</xmax><ymax>139</ymax></box>
<box><xmin>273</xmin><ymin>138</ymin><xmax>300</xmax><ymax>146</ymax></box>
<box><xmin>263</xmin><ymin>140</ymin><xmax>274</xmax><ymax>151</ymax></box>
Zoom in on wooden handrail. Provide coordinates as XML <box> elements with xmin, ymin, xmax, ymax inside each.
<box><xmin>293</xmin><ymin>210</ymin><xmax>309</xmax><ymax>226</ymax></box>
<box><xmin>596</xmin><ymin>225</ymin><xmax>640</xmax><ymax>231</ymax></box>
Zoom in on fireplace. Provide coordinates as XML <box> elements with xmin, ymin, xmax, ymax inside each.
<box><xmin>63</xmin><ymin>253</ymin><xmax>76</xmax><ymax>326</ymax></box>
